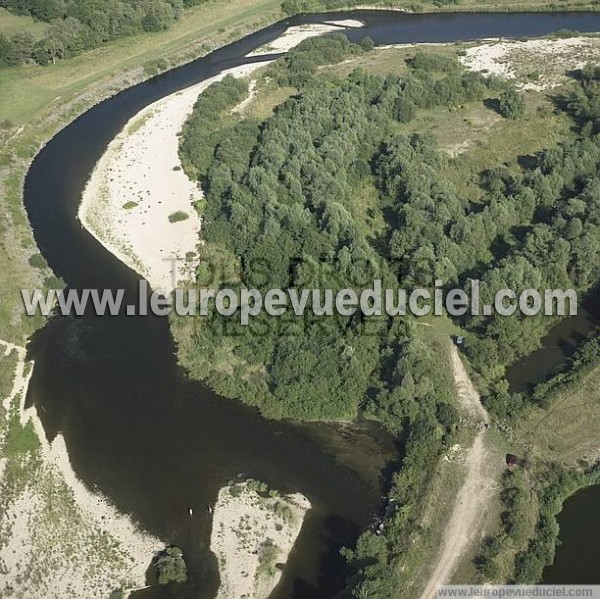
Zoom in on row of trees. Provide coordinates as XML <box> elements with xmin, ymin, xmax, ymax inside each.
<box><xmin>0</xmin><ymin>0</ymin><xmax>199</xmax><ymax>67</ymax></box>
<box><xmin>475</xmin><ymin>464</ymin><xmax>600</xmax><ymax>586</ymax></box>
<box><xmin>280</xmin><ymin>0</ymin><xmax>459</xmax><ymax>16</ymax></box>
<box><xmin>532</xmin><ymin>329</ymin><xmax>600</xmax><ymax>407</ymax></box>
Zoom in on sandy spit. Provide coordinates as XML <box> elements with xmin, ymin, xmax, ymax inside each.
<box><xmin>0</xmin><ymin>340</ymin><xmax>163</xmax><ymax>598</ymax></box>
<box><xmin>79</xmin><ymin>21</ymin><xmax>364</xmax><ymax>294</ymax></box>
<box><xmin>210</xmin><ymin>482</ymin><xmax>311</xmax><ymax>599</ymax></box>
<box><xmin>248</xmin><ymin>21</ymin><xmax>365</xmax><ymax>57</ymax></box>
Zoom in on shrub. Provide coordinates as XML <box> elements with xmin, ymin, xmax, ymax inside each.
<box><xmin>28</xmin><ymin>253</ymin><xmax>46</xmax><ymax>269</ymax></box>
<box><xmin>498</xmin><ymin>88</ymin><xmax>526</xmax><ymax>119</ymax></box>
<box><xmin>169</xmin><ymin>211</ymin><xmax>189</xmax><ymax>223</ymax></box>
<box><xmin>156</xmin><ymin>546</ymin><xmax>187</xmax><ymax>585</ymax></box>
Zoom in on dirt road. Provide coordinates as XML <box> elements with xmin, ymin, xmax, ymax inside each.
<box><xmin>418</xmin><ymin>343</ymin><xmax>495</xmax><ymax>599</ymax></box>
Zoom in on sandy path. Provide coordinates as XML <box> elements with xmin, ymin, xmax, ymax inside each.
<box><xmin>418</xmin><ymin>343</ymin><xmax>493</xmax><ymax>599</ymax></box>
<box><xmin>232</xmin><ymin>79</ymin><xmax>258</xmax><ymax>114</ymax></box>
<box><xmin>449</xmin><ymin>344</ymin><xmax>489</xmax><ymax>425</ymax></box>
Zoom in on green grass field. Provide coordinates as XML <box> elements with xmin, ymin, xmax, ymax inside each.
<box><xmin>516</xmin><ymin>366</ymin><xmax>600</xmax><ymax>467</ymax></box>
<box><xmin>0</xmin><ymin>7</ymin><xmax>47</xmax><ymax>38</ymax></box>
<box><xmin>0</xmin><ymin>0</ymin><xmax>282</xmax><ymax>126</ymax></box>
<box><xmin>0</xmin><ymin>0</ymin><xmax>283</xmax><ymax>344</ymax></box>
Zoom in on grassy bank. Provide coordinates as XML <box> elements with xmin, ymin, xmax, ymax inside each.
<box><xmin>0</xmin><ymin>0</ymin><xmax>283</xmax><ymax>343</ymax></box>
<box><xmin>300</xmin><ymin>0</ymin><xmax>598</xmax><ymax>15</ymax></box>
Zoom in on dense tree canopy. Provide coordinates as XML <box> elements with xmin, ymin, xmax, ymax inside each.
<box><xmin>175</xmin><ymin>39</ymin><xmax>497</xmax><ymax>424</ymax></box>
<box><xmin>0</xmin><ymin>0</ymin><xmax>202</xmax><ymax>66</ymax></box>
<box><xmin>175</xmin><ymin>34</ymin><xmax>600</xmax><ymax>596</ymax></box>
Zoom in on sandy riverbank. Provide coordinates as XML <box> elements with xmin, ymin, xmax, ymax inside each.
<box><xmin>459</xmin><ymin>36</ymin><xmax>600</xmax><ymax>90</ymax></box>
<box><xmin>0</xmin><ymin>341</ymin><xmax>163</xmax><ymax>598</ymax></box>
<box><xmin>210</xmin><ymin>481</ymin><xmax>311</xmax><ymax>599</ymax></box>
<box><xmin>248</xmin><ymin>21</ymin><xmax>364</xmax><ymax>57</ymax></box>
<box><xmin>373</xmin><ymin>35</ymin><xmax>599</xmax><ymax>93</ymax></box>
<box><xmin>79</xmin><ymin>21</ymin><xmax>364</xmax><ymax>294</ymax></box>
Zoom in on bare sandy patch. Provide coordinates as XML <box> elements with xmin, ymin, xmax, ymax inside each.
<box><xmin>210</xmin><ymin>481</ymin><xmax>310</xmax><ymax>599</ymax></box>
<box><xmin>232</xmin><ymin>79</ymin><xmax>259</xmax><ymax>115</ymax></box>
<box><xmin>460</xmin><ymin>36</ymin><xmax>600</xmax><ymax>91</ymax></box>
<box><xmin>79</xmin><ymin>61</ymin><xmax>271</xmax><ymax>294</ymax></box>
<box><xmin>323</xmin><ymin>19</ymin><xmax>365</xmax><ymax>29</ymax></box>
<box><xmin>0</xmin><ymin>340</ymin><xmax>163</xmax><ymax>599</ymax></box>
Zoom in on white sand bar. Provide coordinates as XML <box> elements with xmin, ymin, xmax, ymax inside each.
<box><xmin>79</xmin><ymin>21</ymin><xmax>363</xmax><ymax>294</ymax></box>
<box><xmin>460</xmin><ymin>37</ymin><xmax>600</xmax><ymax>91</ymax></box>
<box><xmin>210</xmin><ymin>482</ymin><xmax>311</xmax><ymax>599</ymax></box>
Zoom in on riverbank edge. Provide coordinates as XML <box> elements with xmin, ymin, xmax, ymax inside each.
<box><xmin>0</xmin><ymin>4</ymin><xmax>287</xmax><ymax>346</ymax></box>
<box><xmin>537</xmin><ymin>468</ymin><xmax>600</xmax><ymax>579</ymax></box>
<box><xmin>5</xmin><ymin>4</ymin><xmax>599</xmax><ymax>342</ymax></box>
<box><xmin>0</xmin><ymin>342</ymin><xmax>164</xmax><ymax>597</ymax></box>
<box><xmin>292</xmin><ymin>1</ymin><xmax>600</xmax><ymax>16</ymax></box>
<box><xmin>7</xmin><ymin>3</ymin><xmax>600</xmax><ymax>339</ymax></box>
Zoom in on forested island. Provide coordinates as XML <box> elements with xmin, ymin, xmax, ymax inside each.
<box><xmin>173</xmin><ymin>33</ymin><xmax>600</xmax><ymax>596</ymax></box>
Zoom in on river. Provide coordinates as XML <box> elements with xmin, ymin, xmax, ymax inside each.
<box><xmin>22</xmin><ymin>9</ymin><xmax>600</xmax><ymax>599</ymax></box>
<box><xmin>507</xmin><ymin>297</ymin><xmax>600</xmax><ymax>394</ymax></box>
<box><xmin>544</xmin><ymin>485</ymin><xmax>600</xmax><ymax>584</ymax></box>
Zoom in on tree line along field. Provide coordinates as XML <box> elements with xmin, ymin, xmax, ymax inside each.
<box><xmin>174</xmin><ymin>35</ymin><xmax>600</xmax><ymax>597</ymax></box>
<box><xmin>0</xmin><ymin>0</ymin><xmax>214</xmax><ymax>67</ymax></box>
<box><xmin>0</xmin><ymin>0</ymin><xmax>283</xmax><ymax>344</ymax></box>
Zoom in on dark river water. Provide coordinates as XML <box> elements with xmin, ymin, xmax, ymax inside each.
<box><xmin>543</xmin><ymin>485</ymin><xmax>600</xmax><ymax>584</ymax></box>
<box><xmin>508</xmin><ymin>299</ymin><xmax>600</xmax><ymax>394</ymax></box>
<box><xmin>22</xmin><ymin>9</ymin><xmax>600</xmax><ymax>599</ymax></box>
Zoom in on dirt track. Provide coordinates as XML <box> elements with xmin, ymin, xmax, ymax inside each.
<box><xmin>419</xmin><ymin>344</ymin><xmax>495</xmax><ymax>599</ymax></box>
